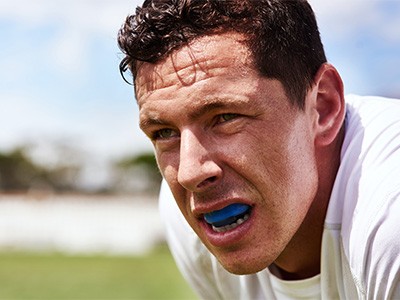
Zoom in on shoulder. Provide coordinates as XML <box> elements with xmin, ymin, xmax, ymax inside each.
<box><xmin>329</xmin><ymin>95</ymin><xmax>400</xmax><ymax>225</ymax></box>
<box><xmin>344</xmin><ymin>94</ymin><xmax>400</xmax><ymax>148</ymax></box>
<box><xmin>337</xmin><ymin>95</ymin><xmax>400</xmax><ymax>298</ymax></box>
<box><xmin>341</xmin><ymin>95</ymin><xmax>400</xmax><ymax>213</ymax></box>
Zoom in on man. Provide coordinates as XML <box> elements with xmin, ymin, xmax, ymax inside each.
<box><xmin>118</xmin><ymin>0</ymin><xmax>400</xmax><ymax>298</ymax></box>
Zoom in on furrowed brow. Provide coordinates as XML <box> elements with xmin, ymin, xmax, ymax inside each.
<box><xmin>139</xmin><ymin>97</ymin><xmax>249</xmax><ymax>131</ymax></box>
<box><xmin>139</xmin><ymin>117</ymin><xmax>169</xmax><ymax>132</ymax></box>
<box><xmin>188</xmin><ymin>101</ymin><xmax>226</xmax><ymax>120</ymax></box>
<box><xmin>188</xmin><ymin>97</ymin><xmax>248</xmax><ymax>120</ymax></box>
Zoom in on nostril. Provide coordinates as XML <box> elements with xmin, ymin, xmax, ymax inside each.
<box><xmin>197</xmin><ymin>176</ymin><xmax>218</xmax><ymax>189</ymax></box>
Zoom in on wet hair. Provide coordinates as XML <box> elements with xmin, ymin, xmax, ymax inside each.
<box><xmin>118</xmin><ymin>0</ymin><xmax>327</xmax><ymax>108</ymax></box>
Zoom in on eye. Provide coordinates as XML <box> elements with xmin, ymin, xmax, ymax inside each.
<box><xmin>152</xmin><ymin>128</ymin><xmax>179</xmax><ymax>140</ymax></box>
<box><xmin>217</xmin><ymin>113</ymin><xmax>239</xmax><ymax>123</ymax></box>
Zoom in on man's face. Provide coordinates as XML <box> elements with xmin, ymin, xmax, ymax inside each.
<box><xmin>136</xmin><ymin>33</ymin><xmax>320</xmax><ymax>274</ymax></box>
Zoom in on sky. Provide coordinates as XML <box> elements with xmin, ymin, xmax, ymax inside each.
<box><xmin>1</xmin><ymin>0</ymin><xmax>399</xmax><ymax>188</ymax></box>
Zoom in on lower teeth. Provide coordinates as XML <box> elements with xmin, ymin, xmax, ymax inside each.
<box><xmin>212</xmin><ymin>214</ymin><xmax>249</xmax><ymax>233</ymax></box>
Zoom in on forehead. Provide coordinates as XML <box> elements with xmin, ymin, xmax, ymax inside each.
<box><xmin>135</xmin><ymin>33</ymin><xmax>255</xmax><ymax>104</ymax></box>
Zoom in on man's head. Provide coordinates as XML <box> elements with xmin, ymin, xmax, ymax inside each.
<box><xmin>118</xmin><ymin>0</ymin><xmax>326</xmax><ymax>108</ymax></box>
<box><xmin>119</xmin><ymin>0</ymin><xmax>345</xmax><ymax>277</ymax></box>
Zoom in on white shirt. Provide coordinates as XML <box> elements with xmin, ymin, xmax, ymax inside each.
<box><xmin>159</xmin><ymin>95</ymin><xmax>400</xmax><ymax>299</ymax></box>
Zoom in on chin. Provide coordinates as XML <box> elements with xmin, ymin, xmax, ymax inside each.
<box><xmin>217</xmin><ymin>255</ymin><xmax>271</xmax><ymax>275</ymax></box>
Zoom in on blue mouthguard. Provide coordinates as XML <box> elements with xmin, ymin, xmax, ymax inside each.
<box><xmin>204</xmin><ymin>203</ymin><xmax>250</xmax><ymax>224</ymax></box>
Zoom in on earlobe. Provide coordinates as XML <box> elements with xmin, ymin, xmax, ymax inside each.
<box><xmin>313</xmin><ymin>63</ymin><xmax>345</xmax><ymax>147</ymax></box>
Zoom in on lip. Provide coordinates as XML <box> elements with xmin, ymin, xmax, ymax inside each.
<box><xmin>192</xmin><ymin>198</ymin><xmax>254</xmax><ymax>218</ymax></box>
<box><xmin>198</xmin><ymin>210</ymin><xmax>254</xmax><ymax>248</ymax></box>
<box><xmin>193</xmin><ymin>200</ymin><xmax>255</xmax><ymax>248</ymax></box>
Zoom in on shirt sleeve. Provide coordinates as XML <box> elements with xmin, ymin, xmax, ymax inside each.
<box><xmin>158</xmin><ymin>180</ymin><xmax>223</xmax><ymax>299</ymax></box>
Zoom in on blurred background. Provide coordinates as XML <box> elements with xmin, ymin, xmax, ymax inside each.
<box><xmin>0</xmin><ymin>0</ymin><xmax>399</xmax><ymax>299</ymax></box>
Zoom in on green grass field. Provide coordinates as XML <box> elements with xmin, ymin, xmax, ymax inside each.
<box><xmin>0</xmin><ymin>246</ymin><xmax>197</xmax><ymax>300</ymax></box>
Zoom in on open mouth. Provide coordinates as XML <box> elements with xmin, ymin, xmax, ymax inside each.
<box><xmin>204</xmin><ymin>203</ymin><xmax>252</xmax><ymax>233</ymax></box>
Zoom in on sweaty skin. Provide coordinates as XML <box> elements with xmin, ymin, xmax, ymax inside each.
<box><xmin>136</xmin><ymin>33</ymin><xmax>345</xmax><ymax>279</ymax></box>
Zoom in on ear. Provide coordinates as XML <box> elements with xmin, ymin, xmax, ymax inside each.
<box><xmin>312</xmin><ymin>63</ymin><xmax>345</xmax><ymax>147</ymax></box>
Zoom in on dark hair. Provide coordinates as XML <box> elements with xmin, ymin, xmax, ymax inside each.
<box><xmin>118</xmin><ymin>0</ymin><xmax>326</xmax><ymax>108</ymax></box>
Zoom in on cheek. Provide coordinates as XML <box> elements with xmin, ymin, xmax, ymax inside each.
<box><xmin>157</xmin><ymin>153</ymin><xmax>194</xmax><ymax>210</ymax></box>
<box><xmin>282</xmin><ymin>128</ymin><xmax>319</xmax><ymax>205</ymax></box>
<box><xmin>156</xmin><ymin>153</ymin><xmax>185</xmax><ymax>198</ymax></box>
<box><xmin>240</xmin><ymin>132</ymin><xmax>293</xmax><ymax>184</ymax></box>
<box><xmin>161</xmin><ymin>164</ymin><xmax>182</xmax><ymax>199</ymax></box>
<box><xmin>156</xmin><ymin>150</ymin><xmax>178</xmax><ymax>178</ymax></box>
<box><xmin>244</xmin><ymin>123</ymin><xmax>317</xmax><ymax>198</ymax></box>
<box><xmin>286</xmin><ymin>124</ymin><xmax>317</xmax><ymax>176</ymax></box>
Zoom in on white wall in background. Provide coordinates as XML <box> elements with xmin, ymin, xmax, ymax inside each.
<box><xmin>0</xmin><ymin>194</ymin><xmax>164</xmax><ymax>255</ymax></box>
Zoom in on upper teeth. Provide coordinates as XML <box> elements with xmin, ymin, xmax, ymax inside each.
<box><xmin>212</xmin><ymin>213</ymin><xmax>249</xmax><ymax>233</ymax></box>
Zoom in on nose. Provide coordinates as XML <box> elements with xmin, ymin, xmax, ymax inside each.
<box><xmin>177</xmin><ymin>129</ymin><xmax>222</xmax><ymax>192</ymax></box>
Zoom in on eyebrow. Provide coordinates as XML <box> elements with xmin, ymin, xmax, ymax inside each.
<box><xmin>140</xmin><ymin>97</ymin><xmax>248</xmax><ymax>130</ymax></box>
<box><xmin>139</xmin><ymin>117</ymin><xmax>169</xmax><ymax>131</ymax></box>
<box><xmin>188</xmin><ymin>101</ymin><xmax>227</xmax><ymax>120</ymax></box>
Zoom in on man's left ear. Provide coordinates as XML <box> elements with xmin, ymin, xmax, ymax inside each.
<box><xmin>311</xmin><ymin>63</ymin><xmax>345</xmax><ymax>147</ymax></box>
